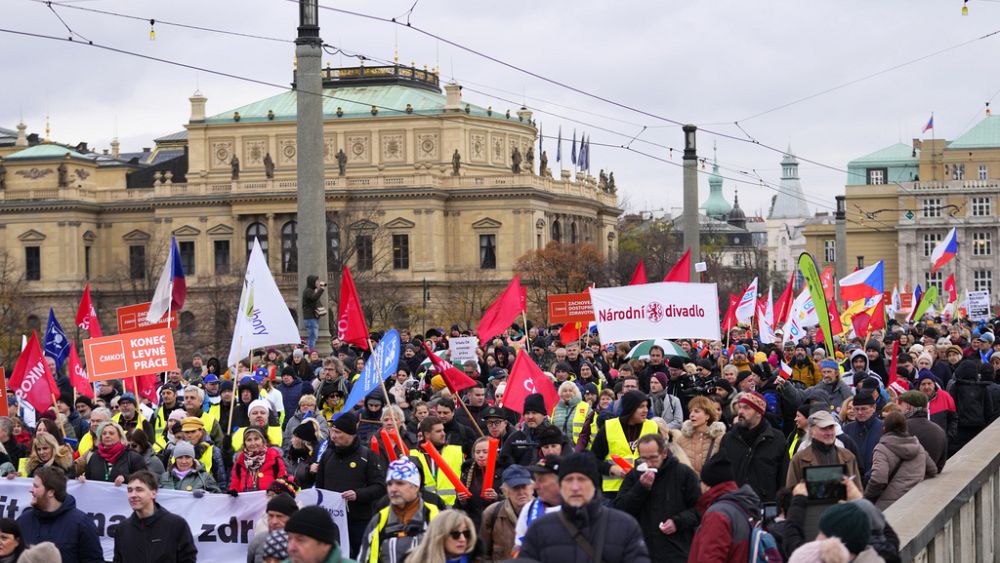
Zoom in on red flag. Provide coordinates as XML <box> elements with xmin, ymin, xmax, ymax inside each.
<box><xmin>75</xmin><ymin>283</ymin><xmax>102</xmax><ymax>337</ymax></box>
<box><xmin>9</xmin><ymin>333</ymin><xmax>57</xmax><ymax>413</ymax></box>
<box><xmin>887</xmin><ymin>340</ymin><xmax>900</xmax><ymax>387</ymax></box>
<box><xmin>866</xmin><ymin>297</ymin><xmax>886</xmax><ymax>333</ymax></box>
<box><xmin>852</xmin><ymin>312</ymin><xmax>871</xmax><ymax>339</ymax></box>
<box><xmin>504</xmin><ymin>350</ymin><xmax>558</xmax><ymax>414</ymax></box>
<box><xmin>421</xmin><ymin>341</ymin><xmax>477</xmax><ymax>393</ymax></box>
<box><xmin>136</xmin><ymin>374</ymin><xmax>160</xmax><ymax>405</ymax></box>
<box><xmin>663</xmin><ymin>248</ymin><xmax>691</xmax><ymax>283</ymax></box>
<box><xmin>337</xmin><ymin>266</ymin><xmax>370</xmax><ymax>350</ymax></box>
<box><xmin>820</xmin><ymin>266</ymin><xmax>835</xmax><ymax>301</ymax></box>
<box><xmin>559</xmin><ymin>322</ymin><xmax>585</xmax><ymax>344</ymax></box>
<box><xmin>944</xmin><ymin>273</ymin><xmax>957</xmax><ymax>303</ymax></box>
<box><xmin>628</xmin><ymin>259</ymin><xmax>647</xmax><ymax>285</ymax></box>
<box><xmin>477</xmin><ymin>276</ymin><xmax>524</xmax><ymax>344</ymax></box>
<box><xmin>774</xmin><ymin>270</ymin><xmax>796</xmax><ymax>326</ymax></box>
<box><xmin>828</xmin><ymin>297</ymin><xmax>844</xmax><ymax>336</ymax></box>
<box><xmin>721</xmin><ymin>294</ymin><xmax>739</xmax><ymax>334</ymax></box>
<box><xmin>67</xmin><ymin>343</ymin><xmax>94</xmax><ymax>399</ymax></box>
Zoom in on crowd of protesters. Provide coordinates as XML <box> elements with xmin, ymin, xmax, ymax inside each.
<box><xmin>0</xmin><ymin>313</ymin><xmax>998</xmax><ymax>562</ymax></box>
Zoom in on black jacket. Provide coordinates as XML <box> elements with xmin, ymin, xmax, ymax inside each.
<box><xmin>313</xmin><ymin>437</ymin><xmax>386</xmax><ymax>523</ymax></box>
<box><xmin>950</xmin><ymin>377</ymin><xmax>994</xmax><ymax>429</ymax></box>
<box><xmin>499</xmin><ymin>424</ymin><xmax>546</xmax><ymax>468</ymax></box>
<box><xmin>520</xmin><ymin>498</ymin><xmax>651</xmax><ymax>563</ymax></box>
<box><xmin>112</xmin><ymin>504</ymin><xmax>197</xmax><ymax>563</ymax></box>
<box><xmin>84</xmin><ymin>448</ymin><xmax>147</xmax><ymax>483</ymax></box>
<box><xmin>716</xmin><ymin>419</ymin><xmax>789</xmax><ymax>503</ymax></box>
<box><xmin>614</xmin><ymin>454</ymin><xmax>701</xmax><ymax>562</ymax></box>
<box><xmin>302</xmin><ymin>275</ymin><xmax>324</xmax><ymax>320</ymax></box>
<box><xmin>443</xmin><ymin>418</ymin><xmax>477</xmax><ymax>456</ymax></box>
<box><xmin>17</xmin><ymin>494</ymin><xmax>103</xmax><ymax>563</ymax></box>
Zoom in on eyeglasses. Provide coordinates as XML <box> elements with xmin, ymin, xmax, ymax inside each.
<box><xmin>486</xmin><ymin>419</ymin><xmax>505</xmax><ymax>426</ymax></box>
<box><xmin>449</xmin><ymin>529</ymin><xmax>472</xmax><ymax>540</ymax></box>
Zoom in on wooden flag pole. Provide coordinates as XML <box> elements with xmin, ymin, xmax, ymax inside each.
<box><xmin>226</xmin><ymin>336</ymin><xmax>242</xmax><ymax>434</ymax></box>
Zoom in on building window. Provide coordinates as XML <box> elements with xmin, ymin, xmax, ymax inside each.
<box><xmin>824</xmin><ymin>239</ymin><xmax>836</xmax><ymax>263</ymax></box>
<box><xmin>980</xmin><ymin>165</ymin><xmax>989</xmax><ymax>180</ymax></box>
<box><xmin>246</xmin><ymin>222</ymin><xmax>268</xmax><ymax>262</ymax></box>
<box><xmin>129</xmin><ymin>245</ymin><xmax>146</xmax><ymax>280</ymax></box>
<box><xmin>922</xmin><ymin>198</ymin><xmax>942</xmax><ymax>218</ymax></box>
<box><xmin>733</xmin><ymin>254</ymin><xmax>744</xmax><ymax>268</ymax></box>
<box><xmin>953</xmin><ymin>163</ymin><xmax>966</xmax><ymax>180</ymax></box>
<box><xmin>867</xmin><ymin>168</ymin><xmax>887</xmax><ymax>185</ymax></box>
<box><xmin>780</xmin><ymin>259</ymin><xmax>787</xmax><ymax>272</ymax></box>
<box><xmin>479</xmin><ymin>234</ymin><xmax>497</xmax><ymax>269</ymax></box>
<box><xmin>178</xmin><ymin>241</ymin><xmax>195</xmax><ymax>275</ymax></box>
<box><xmin>327</xmin><ymin>217</ymin><xmax>341</xmax><ymax>272</ymax></box>
<box><xmin>25</xmin><ymin>246</ymin><xmax>40</xmax><ymax>281</ymax></box>
<box><xmin>281</xmin><ymin>220</ymin><xmax>298</xmax><ymax>273</ymax></box>
<box><xmin>356</xmin><ymin>235</ymin><xmax>373</xmax><ymax>271</ymax></box>
<box><xmin>392</xmin><ymin>234</ymin><xmax>409</xmax><ymax>270</ymax></box>
<box><xmin>179</xmin><ymin>311</ymin><xmax>196</xmax><ymax>337</ymax></box>
<box><xmin>856</xmin><ymin>256</ymin><xmax>865</xmax><ymax>269</ymax></box>
<box><xmin>570</xmin><ymin>222</ymin><xmax>578</xmax><ymax>244</ymax></box>
<box><xmin>551</xmin><ymin>220</ymin><xmax>561</xmax><ymax>244</ymax></box>
<box><xmin>972</xmin><ymin>197</ymin><xmax>992</xmax><ymax>217</ymax></box>
<box><xmin>975</xmin><ymin>270</ymin><xmax>993</xmax><ymax>294</ymax></box>
<box><xmin>537</xmin><ymin>233</ymin><xmax>542</xmax><ymax>249</ymax></box>
<box><xmin>214</xmin><ymin>240</ymin><xmax>230</xmax><ymax>275</ymax></box>
<box><xmin>84</xmin><ymin>246</ymin><xmax>91</xmax><ymax>280</ymax></box>
<box><xmin>973</xmin><ymin>232</ymin><xmax>992</xmax><ymax>256</ymax></box>
<box><xmin>923</xmin><ymin>233</ymin><xmax>943</xmax><ymax>257</ymax></box>
<box><xmin>926</xmin><ymin>271</ymin><xmax>943</xmax><ymax>293</ymax></box>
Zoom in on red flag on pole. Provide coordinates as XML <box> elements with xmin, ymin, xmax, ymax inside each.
<box><xmin>135</xmin><ymin>374</ymin><xmax>160</xmax><ymax>405</ymax></box>
<box><xmin>9</xmin><ymin>333</ymin><xmax>57</xmax><ymax>413</ymax></box>
<box><xmin>852</xmin><ymin>312</ymin><xmax>871</xmax><ymax>339</ymax></box>
<box><xmin>944</xmin><ymin>273</ymin><xmax>957</xmax><ymax>303</ymax></box>
<box><xmin>67</xmin><ymin>343</ymin><xmax>93</xmax><ymax>399</ymax></box>
<box><xmin>721</xmin><ymin>294</ymin><xmax>739</xmax><ymax>334</ymax></box>
<box><xmin>337</xmin><ymin>266</ymin><xmax>370</xmax><ymax>350</ymax></box>
<box><xmin>75</xmin><ymin>282</ymin><xmax>102</xmax><ymax>337</ymax></box>
<box><xmin>820</xmin><ymin>266</ymin><xmax>835</xmax><ymax>301</ymax></box>
<box><xmin>866</xmin><ymin>297</ymin><xmax>886</xmax><ymax>333</ymax></box>
<box><xmin>774</xmin><ymin>270</ymin><xmax>796</xmax><ymax>326</ymax></box>
<box><xmin>663</xmin><ymin>248</ymin><xmax>691</xmax><ymax>283</ymax></box>
<box><xmin>559</xmin><ymin>322</ymin><xmax>585</xmax><ymax>344</ymax></box>
<box><xmin>887</xmin><ymin>340</ymin><xmax>900</xmax><ymax>387</ymax></box>
<box><xmin>628</xmin><ymin>259</ymin><xmax>648</xmax><ymax>286</ymax></box>
<box><xmin>477</xmin><ymin>276</ymin><xmax>524</xmax><ymax>344</ymax></box>
<box><xmin>504</xmin><ymin>350</ymin><xmax>559</xmax><ymax>414</ymax></box>
<box><xmin>828</xmin><ymin>297</ymin><xmax>844</xmax><ymax>336</ymax></box>
<box><xmin>421</xmin><ymin>341</ymin><xmax>477</xmax><ymax>393</ymax></box>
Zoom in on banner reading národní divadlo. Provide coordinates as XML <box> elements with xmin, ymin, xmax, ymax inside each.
<box><xmin>0</xmin><ymin>478</ymin><xmax>348</xmax><ymax>561</ymax></box>
<box><xmin>589</xmin><ymin>282</ymin><xmax>721</xmax><ymax>343</ymax></box>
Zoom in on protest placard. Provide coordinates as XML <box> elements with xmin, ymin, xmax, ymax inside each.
<box><xmin>82</xmin><ymin>327</ymin><xmax>177</xmax><ymax>381</ymax></box>
<box><xmin>968</xmin><ymin>290</ymin><xmax>991</xmax><ymax>321</ymax></box>
<box><xmin>589</xmin><ymin>282</ymin><xmax>721</xmax><ymax>343</ymax></box>
<box><xmin>448</xmin><ymin>336</ymin><xmax>479</xmax><ymax>365</ymax></box>
<box><xmin>116</xmin><ymin>301</ymin><xmax>178</xmax><ymax>333</ymax></box>
<box><xmin>547</xmin><ymin>292</ymin><xmax>595</xmax><ymax>325</ymax></box>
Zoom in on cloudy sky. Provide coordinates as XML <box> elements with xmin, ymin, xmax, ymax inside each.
<box><xmin>3</xmin><ymin>0</ymin><xmax>998</xmax><ymax>217</ymax></box>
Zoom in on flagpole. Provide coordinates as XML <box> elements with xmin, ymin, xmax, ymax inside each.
<box><xmin>368</xmin><ymin>338</ymin><xmax>393</xmax><ymax>412</ymax></box>
<box><xmin>227</xmin><ymin>336</ymin><xmax>242</xmax><ymax>434</ymax></box>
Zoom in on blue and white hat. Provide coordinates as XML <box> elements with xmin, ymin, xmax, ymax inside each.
<box><xmin>386</xmin><ymin>458</ymin><xmax>421</xmax><ymax>487</ymax></box>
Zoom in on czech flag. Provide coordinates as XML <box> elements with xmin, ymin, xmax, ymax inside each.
<box><xmin>145</xmin><ymin>236</ymin><xmax>187</xmax><ymax>324</ymax></box>
<box><xmin>930</xmin><ymin>227</ymin><xmax>958</xmax><ymax>274</ymax></box>
<box><xmin>838</xmin><ymin>260</ymin><xmax>884</xmax><ymax>303</ymax></box>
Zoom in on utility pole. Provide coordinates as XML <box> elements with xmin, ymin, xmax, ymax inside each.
<box><xmin>835</xmin><ymin>195</ymin><xmax>847</xmax><ymax>302</ymax></box>
<box><xmin>682</xmin><ymin>125</ymin><xmax>700</xmax><ymax>280</ymax></box>
<box><xmin>296</xmin><ymin>0</ymin><xmax>331</xmax><ymax>353</ymax></box>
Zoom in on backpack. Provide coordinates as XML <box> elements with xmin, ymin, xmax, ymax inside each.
<box><xmin>748</xmin><ymin>525</ymin><xmax>783</xmax><ymax>563</ymax></box>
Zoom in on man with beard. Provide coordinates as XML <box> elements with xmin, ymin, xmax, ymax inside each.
<box><xmin>716</xmin><ymin>391</ymin><xmax>788</xmax><ymax>502</ymax></box>
<box><xmin>638</xmin><ymin>345</ymin><xmax>667</xmax><ymax>393</ymax></box>
<box><xmin>17</xmin><ymin>466</ymin><xmax>102</xmax><ymax>563</ymax></box>
<box><xmin>359</xmin><ymin>458</ymin><xmax>439</xmax><ymax>563</ymax></box>
<box><xmin>500</xmin><ymin>393</ymin><xmax>552</xmax><ymax>468</ymax></box>
<box><xmin>809</xmin><ymin>360</ymin><xmax>853</xmax><ymax>411</ymax></box>
<box><xmin>790</xmin><ymin>344</ymin><xmax>821</xmax><ymax>387</ymax></box>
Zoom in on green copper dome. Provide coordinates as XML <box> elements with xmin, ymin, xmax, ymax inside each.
<box><xmin>701</xmin><ymin>146</ymin><xmax>732</xmax><ymax>220</ymax></box>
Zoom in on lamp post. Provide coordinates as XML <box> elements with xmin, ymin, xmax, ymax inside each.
<box><xmin>682</xmin><ymin>125</ymin><xmax>700</xmax><ymax>281</ymax></box>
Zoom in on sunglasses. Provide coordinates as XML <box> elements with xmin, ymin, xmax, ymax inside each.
<box><xmin>449</xmin><ymin>529</ymin><xmax>472</xmax><ymax>540</ymax></box>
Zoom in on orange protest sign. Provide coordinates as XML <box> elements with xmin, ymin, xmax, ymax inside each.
<box><xmin>82</xmin><ymin>327</ymin><xmax>177</xmax><ymax>381</ymax></box>
<box><xmin>116</xmin><ymin>302</ymin><xmax>178</xmax><ymax>334</ymax></box>
<box><xmin>547</xmin><ymin>292</ymin><xmax>595</xmax><ymax>325</ymax></box>
<box><xmin>0</xmin><ymin>369</ymin><xmax>8</xmax><ymax>417</ymax></box>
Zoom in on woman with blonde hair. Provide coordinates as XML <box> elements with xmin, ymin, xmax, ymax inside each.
<box><xmin>551</xmin><ymin>381</ymin><xmax>587</xmax><ymax>442</ymax></box>
<box><xmin>669</xmin><ymin>395</ymin><xmax>726</xmax><ymax>474</ymax></box>
<box><xmin>404</xmin><ymin>509</ymin><xmax>481</xmax><ymax>563</ymax></box>
<box><xmin>839</xmin><ymin>397</ymin><xmax>855</xmax><ymax>424</ymax></box>
<box><xmin>20</xmin><ymin>433</ymin><xmax>73</xmax><ymax>478</ymax></box>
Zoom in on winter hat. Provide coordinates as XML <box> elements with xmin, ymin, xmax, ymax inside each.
<box><xmin>954</xmin><ymin>359</ymin><xmax>979</xmax><ymax>381</ymax></box>
<box><xmin>735</xmin><ymin>370</ymin><xmax>755</xmax><ymax>387</ymax></box>
<box><xmin>852</xmin><ymin>391</ymin><xmax>876</xmax><ymax>406</ymax></box>
<box><xmin>262</xmin><ymin>530</ymin><xmax>289</xmax><ymax>560</ymax></box>
<box><xmin>898</xmin><ymin>390</ymin><xmax>929</xmax><ymax>409</ymax></box>
<box><xmin>820</xmin><ymin>359</ymin><xmax>839</xmax><ymax>371</ymax></box>
<box><xmin>557</xmin><ymin>452</ymin><xmax>601</xmax><ymax>488</ymax></box>
<box><xmin>700</xmin><ymin>455</ymin><xmax>736</xmax><ymax>487</ymax></box>
<box><xmin>917</xmin><ymin>352</ymin><xmax>934</xmax><ymax>365</ymax></box>
<box><xmin>119</xmin><ymin>393</ymin><xmax>137</xmax><ymax>405</ymax></box>
<box><xmin>908</xmin><ymin>344</ymin><xmax>925</xmax><ymax>356</ymax></box>
<box><xmin>172</xmin><ymin>441</ymin><xmax>196</xmax><ymax>460</ymax></box>
<box><xmin>284</xmin><ymin>506</ymin><xmax>339</xmax><ymax>546</ymax></box>
<box><xmin>651</xmin><ymin>372</ymin><xmax>669</xmax><ymax>389</ymax></box>
<box><xmin>523</xmin><ymin>393</ymin><xmax>547</xmax><ymax>415</ymax></box>
<box><xmin>667</xmin><ymin>356</ymin><xmax>685</xmax><ymax>370</ymax></box>
<box><xmin>243</xmin><ymin>425</ymin><xmax>269</xmax><ymax>444</ymax></box>
<box><xmin>887</xmin><ymin>379</ymin><xmax>909</xmax><ymax>396</ymax></box>
<box><xmin>75</xmin><ymin>396</ymin><xmax>94</xmax><ymax>409</ymax></box>
<box><xmin>796</xmin><ymin>404</ymin><xmax>812</xmax><ymax>419</ymax></box>
<box><xmin>737</xmin><ymin>391</ymin><xmax>768</xmax><ymax>417</ymax></box>
<box><xmin>293</xmin><ymin>420</ymin><xmax>319</xmax><ymax>443</ymax></box>
<box><xmin>581</xmin><ymin>382</ymin><xmax>598</xmax><ymax>396</ymax></box>
<box><xmin>982</xmin><ymin>332</ymin><xmax>996</xmax><ymax>343</ymax></box>
<box><xmin>266</xmin><ymin>493</ymin><xmax>299</xmax><ymax>517</ymax></box>
<box><xmin>733</xmin><ymin>345</ymin><xmax>748</xmax><ymax>355</ymax></box>
<box><xmin>181</xmin><ymin>417</ymin><xmax>205</xmax><ymax>432</ymax></box>
<box><xmin>554</xmin><ymin>362</ymin><xmax>573</xmax><ymax>374</ymax></box>
<box><xmin>788</xmin><ymin>537</ymin><xmax>851</xmax><ymax>563</ymax></box>
<box><xmin>332</xmin><ymin>411</ymin><xmax>357</xmax><ymax>435</ymax></box>
<box><xmin>536</xmin><ymin>425</ymin><xmax>564</xmax><ymax>448</ymax></box>
<box><xmin>619</xmin><ymin>390</ymin><xmax>649</xmax><ymax>419</ymax></box>
<box><xmin>292</xmin><ymin>348</ymin><xmax>305</xmax><ymax>359</ymax></box>
<box><xmin>247</xmin><ymin>399</ymin><xmax>271</xmax><ymax>415</ymax></box>
<box><xmin>915</xmin><ymin>369</ymin><xmax>942</xmax><ymax>388</ymax></box>
<box><xmin>818</xmin><ymin>502</ymin><xmax>871</xmax><ymax>555</ymax></box>
<box><xmin>220</xmin><ymin>380</ymin><xmax>234</xmax><ymax>392</ymax></box>
<box><xmin>268</xmin><ymin>477</ymin><xmax>300</xmax><ymax>498</ymax></box>
<box><xmin>386</xmin><ymin>458</ymin><xmax>421</xmax><ymax>487</ymax></box>
<box><xmin>15</xmin><ymin>542</ymin><xmax>61</xmax><ymax>563</ymax></box>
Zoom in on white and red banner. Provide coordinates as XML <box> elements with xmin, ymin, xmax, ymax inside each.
<box><xmin>734</xmin><ymin>277</ymin><xmax>759</xmax><ymax>326</ymax></box>
<box><xmin>588</xmin><ymin>282</ymin><xmax>721</xmax><ymax>343</ymax></box>
<box><xmin>781</xmin><ymin>289</ymin><xmax>819</xmax><ymax>345</ymax></box>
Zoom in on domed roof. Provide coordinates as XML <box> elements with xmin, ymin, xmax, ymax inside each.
<box><xmin>701</xmin><ymin>146</ymin><xmax>732</xmax><ymax>220</ymax></box>
<box><xmin>728</xmin><ymin>191</ymin><xmax>746</xmax><ymax>221</ymax></box>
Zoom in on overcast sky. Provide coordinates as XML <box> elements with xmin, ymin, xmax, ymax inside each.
<box><xmin>3</xmin><ymin>0</ymin><xmax>999</xmax><ymax>217</ymax></box>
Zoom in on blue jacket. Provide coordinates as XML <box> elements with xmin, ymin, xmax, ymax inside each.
<box><xmin>276</xmin><ymin>377</ymin><xmax>312</xmax><ymax>421</ymax></box>
<box><xmin>17</xmin><ymin>494</ymin><xmax>103</xmax><ymax>563</ymax></box>
<box><xmin>843</xmin><ymin>417</ymin><xmax>883</xmax><ymax>485</ymax></box>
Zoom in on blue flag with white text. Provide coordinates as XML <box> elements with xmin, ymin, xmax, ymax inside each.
<box><xmin>44</xmin><ymin>308</ymin><xmax>69</xmax><ymax>371</ymax></box>
<box><xmin>333</xmin><ymin>329</ymin><xmax>401</xmax><ymax>419</ymax></box>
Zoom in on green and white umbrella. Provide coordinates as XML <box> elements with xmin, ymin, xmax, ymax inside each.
<box><xmin>625</xmin><ymin>339</ymin><xmax>687</xmax><ymax>361</ymax></box>
<box><xmin>419</xmin><ymin>349</ymin><xmax>480</xmax><ymax>373</ymax></box>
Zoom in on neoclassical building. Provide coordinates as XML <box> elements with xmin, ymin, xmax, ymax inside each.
<box><xmin>0</xmin><ymin>64</ymin><xmax>621</xmax><ymax>361</ymax></box>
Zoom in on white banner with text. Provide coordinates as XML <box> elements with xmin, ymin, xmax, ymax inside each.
<box><xmin>589</xmin><ymin>282</ymin><xmax>721</xmax><ymax>342</ymax></box>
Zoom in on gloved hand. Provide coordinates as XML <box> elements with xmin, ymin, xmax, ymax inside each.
<box><xmin>227</xmin><ymin>489</ymin><xmax>239</xmax><ymax>497</ymax></box>
<box><xmin>193</xmin><ymin>489</ymin><xmax>205</xmax><ymax>499</ymax></box>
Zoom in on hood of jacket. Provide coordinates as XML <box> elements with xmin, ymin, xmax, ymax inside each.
<box><xmin>306</xmin><ymin>274</ymin><xmax>319</xmax><ymax>289</ymax></box>
<box><xmin>36</xmin><ymin>493</ymin><xmax>79</xmax><ymax>521</ymax></box>
<box><xmin>880</xmin><ymin>432</ymin><xmax>923</xmax><ymax>461</ymax></box>
<box><xmin>680</xmin><ymin>419</ymin><xmax>727</xmax><ymax>439</ymax></box>
<box><xmin>849</xmin><ymin>349</ymin><xmax>870</xmax><ymax>374</ymax></box>
<box><xmin>696</xmin><ymin>481</ymin><xmax>738</xmax><ymax>514</ymax></box>
<box><xmin>719</xmin><ymin>484</ymin><xmax>762</xmax><ymax>514</ymax></box>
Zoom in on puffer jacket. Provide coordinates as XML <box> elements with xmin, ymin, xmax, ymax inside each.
<box><xmin>551</xmin><ymin>397</ymin><xmax>583</xmax><ymax>438</ymax></box>
<box><xmin>863</xmin><ymin>432</ymin><xmax>937</xmax><ymax>510</ymax></box>
<box><xmin>669</xmin><ymin>421</ymin><xmax>726</xmax><ymax>475</ymax></box>
<box><xmin>689</xmin><ymin>483</ymin><xmax>759</xmax><ymax>563</ymax></box>
<box><xmin>519</xmin><ymin>498</ymin><xmax>650</xmax><ymax>563</ymax></box>
<box><xmin>159</xmin><ymin>460</ymin><xmax>221</xmax><ymax>493</ymax></box>
<box><xmin>790</xmin><ymin>358</ymin><xmax>821</xmax><ymax>387</ymax></box>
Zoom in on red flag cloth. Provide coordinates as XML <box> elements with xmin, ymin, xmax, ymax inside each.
<box><xmin>504</xmin><ymin>350</ymin><xmax>558</xmax><ymax>414</ymax></box>
<box><xmin>477</xmin><ymin>276</ymin><xmax>524</xmax><ymax>344</ymax></box>
<box><xmin>663</xmin><ymin>248</ymin><xmax>691</xmax><ymax>283</ymax></box>
<box><xmin>944</xmin><ymin>273</ymin><xmax>957</xmax><ymax>303</ymax></box>
<box><xmin>852</xmin><ymin>312</ymin><xmax>871</xmax><ymax>339</ymax></box>
<box><xmin>628</xmin><ymin>259</ymin><xmax>648</xmax><ymax>286</ymax></box>
<box><xmin>75</xmin><ymin>282</ymin><xmax>102</xmax><ymax>337</ymax></box>
<box><xmin>774</xmin><ymin>270</ymin><xmax>796</xmax><ymax>326</ymax></box>
<box><xmin>9</xmin><ymin>333</ymin><xmax>56</xmax><ymax>413</ymax></box>
<box><xmin>867</xmin><ymin>297</ymin><xmax>886</xmax><ymax>333</ymax></box>
<box><xmin>559</xmin><ymin>322</ymin><xmax>585</xmax><ymax>345</ymax></box>
<box><xmin>337</xmin><ymin>266</ymin><xmax>370</xmax><ymax>350</ymax></box>
<box><xmin>421</xmin><ymin>341</ymin><xmax>477</xmax><ymax>394</ymax></box>
<box><xmin>887</xmin><ymin>340</ymin><xmax>900</xmax><ymax>387</ymax></box>
<box><xmin>135</xmin><ymin>374</ymin><xmax>159</xmax><ymax>405</ymax></box>
<box><xmin>721</xmin><ymin>295</ymin><xmax>739</xmax><ymax>335</ymax></box>
<box><xmin>67</xmin><ymin>343</ymin><xmax>94</xmax><ymax>399</ymax></box>
<box><xmin>820</xmin><ymin>266</ymin><xmax>835</xmax><ymax>301</ymax></box>
<box><xmin>828</xmin><ymin>297</ymin><xmax>844</xmax><ymax>336</ymax></box>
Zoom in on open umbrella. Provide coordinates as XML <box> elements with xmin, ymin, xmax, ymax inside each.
<box><xmin>625</xmin><ymin>339</ymin><xmax>687</xmax><ymax>361</ymax></box>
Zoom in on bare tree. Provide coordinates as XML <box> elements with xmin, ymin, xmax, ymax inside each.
<box><xmin>515</xmin><ymin>242</ymin><xmax>612</xmax><ymax>318</ymax></box>
<box><xmin>0</xmin><ymin>251</ymin><xmax>31</xmax><ymax>368</ymax></box>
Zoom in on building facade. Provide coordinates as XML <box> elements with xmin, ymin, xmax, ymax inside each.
<box><xmin>766</xmin><ymin>147</ymin><xmax>811</xmax><ymax>277</ymax></box>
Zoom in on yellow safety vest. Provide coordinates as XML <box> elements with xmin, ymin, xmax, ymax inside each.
<box><xmin>569</xmin><ymin>403</ymin><xmax>591</xmax><ymax>444</ymax></box>
<box><xmin>409</xmin><ymin>445</ymin><xmax>463</xmax><ymax>506</ymax></box>
<box><xmin>77</xmin><ymin>431</ymin><xmax>94</xmax><ymax>457</ymax></box>
<box><xmin>602</xmin><ymin>418</ymin><xmax>658</xmax><ymax>492</ymax></box>
<box><xmin>231</xmin><ymin>426</ymin><xmax>283</xmax><ymax>452</ymax></box>
<box><xmin>112</xmin><ymin>411</ymin><xmax>149</xmax><ymax>430</ymax></box>
<box><xmin>367</xmin><ymin>502</ymin><xmax>440</xmax><ymax>563</ymax></box>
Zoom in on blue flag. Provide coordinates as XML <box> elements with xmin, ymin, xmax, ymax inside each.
<box><xmin>571</xmin><ymin>129</ymin><xmax>577</xmax><ymax>165</ymax></box>
<box><xmin>579</xmin><ymin>134</ymin><xmax>588</xmax><ymax>171</ymax></box>
<box><xmin>44</xmin><ymin>308</ymin><xmax>69</xmax><ymax>371</ymax></box>
<box><xmin>556</xmin><ymin>126</ymin><xmax>562</xmax><ymax>163</ymax></box>
<box><xmin>333</xmin><ymin>329</ymin><xmax>401</xmax><ymax>420</ymax></box>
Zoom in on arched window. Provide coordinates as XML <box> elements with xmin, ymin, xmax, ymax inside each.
<box><xmin>281</xmin><ymin>220</ymin><xmax>298</xmax><ymax>273</ymax></box>
<box><xmin>179</xmin><ymin>311</ymin><xmax>196</xmax><ymax>337</ymax></box>
<box><xmin>551</xmin><ymin>219</ymin><xmax>561</xmax><ymax>243</ymax></box>
<box><xmin>246</xmin><ymin>222</ymin><xmax>268</xmax><ymax>262</ymax></box>
<box><xmin>26</xmin><ymin>314</ymin><xmax>40</xmax><ymax>333</ymax></box>
<box><xmin>570</xmin><ymin>221</ymin><xmax>578</xmax><ymax>244</ymax></box>
<box><xmin>327</xmin><ymin>217</ymin><xmax>341</xmax><ymax>272</ymax></box>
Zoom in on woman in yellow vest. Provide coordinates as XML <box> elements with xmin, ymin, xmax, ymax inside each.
<box><xmin>590</xmin><ymin>390</ymin><xmax>658</xmax><ymax>495</ymax></box>
<box><xmin>550</xmin><ymin>382</ymin><xmax>591</xmax><ymax>445</ymax></box>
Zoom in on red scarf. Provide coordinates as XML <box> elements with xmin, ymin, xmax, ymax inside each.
<box><xmin>97</xmin><ymin>442</ymin><xmax>126</xmax><ymax>464</ymax></box>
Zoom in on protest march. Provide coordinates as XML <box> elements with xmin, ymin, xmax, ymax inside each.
<box><xmin>0</xmin><ymin>229</ymin><xmax>993</xmax><ymax>563</ymax></box>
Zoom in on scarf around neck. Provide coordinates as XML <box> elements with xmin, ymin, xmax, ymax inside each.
<box><xmin>244</xmin><ymin>448</ymin><xmax>267</xmax><ymax>475</ymax></box>
<box><xmin>98</xmin><ymin>441</ymin><xmax>126</xmax><ymax>464</ymax></box>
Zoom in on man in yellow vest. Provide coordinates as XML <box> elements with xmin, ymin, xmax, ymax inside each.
<box><xmin>591</xmin><ymin>390</ymin><xmax>658</xmax><ymax>498</ymax></box>
<box><xmin>152</xmin><ymin>383</ymin><xmax>183</xmax><ymax>452</ymax></box>
<box><xmin>359</xmin><ymin>457</ymin><xmax>438</xmax><ymax>563</ymax></box>
<box><xmin>178</xmin><ymin>416</ymin><xmax>227</xmax><ymax>489</ymax></box>
<box><xmin>111</xmin><ymin>393</ymin><xmax>153</xmax><ymax>438</ymax></box>
<box><xmin>182</xmin><ymin>385</ymin><xmax>224</xmax><ymax>447</ymax></box>
<box><xmin>231</xmin><ymin>399</ymin><xmax>283</xmax><ymax>452</ymax></box>
<box><xmin>409</xmin><ymin>416</ymin><xmax>463</xmax><ymax>506</ymax></box>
